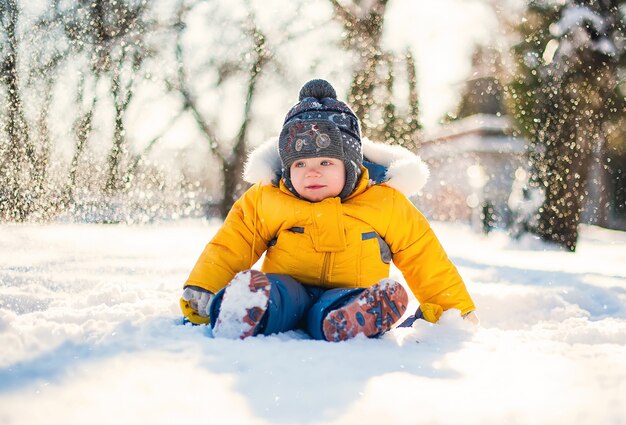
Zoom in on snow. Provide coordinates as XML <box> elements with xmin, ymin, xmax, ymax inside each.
<box><xmin>1</xmin><ymin>220</ymin><xmax>625</xmax><ymax>425</ymax></box>
<box><xmin>552</xmin><ymin>5</ymin><xmax>606</xmax><ymax>38</ymax></box>
<box><xmin>212</xmin><ymin>270</ymin><xmax>271</xmax><ymax>339</ymax></box>
<box><xmin>548</xmin><ymin>3</ymin><xmax>618</xmax><ymax>62</ymax></box>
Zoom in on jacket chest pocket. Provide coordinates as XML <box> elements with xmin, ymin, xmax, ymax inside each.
<box><xmin>268</xmin><ymin>226</ymin><xmax>304</xmax><ymax>248</ymax></box>
<box><xmin>265</xmin><ymin>227</ymin><xmax>312</xmax><ymax>275</ymax></box>
<box><xmin>361</xmin><ymin>232</ymin><xmax>391</xmax><ymax>264</ymax></box>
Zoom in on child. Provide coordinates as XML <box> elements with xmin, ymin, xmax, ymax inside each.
<box><xmin>180</xmin><ymin>79</ymin><xmax>477</xmax><ymax>341</ymax></box>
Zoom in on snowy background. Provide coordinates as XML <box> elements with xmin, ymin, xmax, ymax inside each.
<box><xmin>1</xmin><ymin>220</ymin><xmax>624</xmax><ymax>425</ymax></box>
<box><xmin>1</xmin><ymin>1</ymin><xmax>625</xmax><ymax>423</ymax></box>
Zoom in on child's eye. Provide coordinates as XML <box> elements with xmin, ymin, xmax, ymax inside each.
<box><xmin>294</xmin><ymin>161</ymin><xmax>305</xmax><ymax>168</ymax></box>
<box><xmin>321</xmin><ymin>160</ymin><xmax>332</xmax><ymax>166</ymax></box>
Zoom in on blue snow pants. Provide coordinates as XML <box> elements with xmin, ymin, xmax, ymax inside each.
<box><xmin>208</xmin><ymin>274</ymin><xmax>364</xmax><ymax>340</ymax></box>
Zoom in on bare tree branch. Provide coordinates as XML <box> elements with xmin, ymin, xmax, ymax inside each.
<box><xmin>173</xmin><ymin>7</ymin><xmax>225</xmax><ymax>163</ymax></box>
<box><xmin>124</xmin><ymin>107</ymin><xmax>187</xmax><ymax>183</ymax></box>
<box><xmin>328</xmin><ymin>0</ymin><xmax>358</xmax><ymax>27</ymax></box>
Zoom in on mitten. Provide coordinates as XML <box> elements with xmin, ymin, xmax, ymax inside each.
<box><xmin>420</xmin><ymin>303</ymin><xmax>444</xmax><ymax>323</ymax></box>
<box><xmin>397</xmin><ymin>302</ymin><xmax>443</xmax><ymax>327</ymax></box>
<box><xmin>180</xmin><ymin>286</ymin><xmax>214</xmax><ymax>325</ymax></box>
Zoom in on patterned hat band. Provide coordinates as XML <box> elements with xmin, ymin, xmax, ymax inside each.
<box><xmin>279</xmin><ymin>121</ymin><xmax>344</xmax><ymax>163</ymax></box>
<box><xmin>285</xmin><ymin>109</ymin><xmax>360</xmax><ymax>141</ymax></box>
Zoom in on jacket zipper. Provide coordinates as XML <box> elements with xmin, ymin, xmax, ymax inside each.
<box><xmin>320</xmin><ymin>252</ymin><xmax>330</xmax><ymax>286</ymax></box>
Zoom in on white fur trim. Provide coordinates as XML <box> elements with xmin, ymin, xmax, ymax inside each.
<box><xmin>361</xmin><ymin>138</ymin><xmax>429</xmax><ymax>196</ymax></box>
<box><xmin>243</xmin><ymin>138</ymin><xmax>281</xmax><ymax>185</ymax></box>
<box><xmin>243</xmin><ymin>137</ymin><xmax>429</xmax><ymax>196</ymax></box>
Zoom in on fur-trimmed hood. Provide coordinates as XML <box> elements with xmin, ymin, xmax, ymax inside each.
<box><xmin>243</xmin><ymin>138</ymin><xmax>429</xmax><ymax>197</ymax></box>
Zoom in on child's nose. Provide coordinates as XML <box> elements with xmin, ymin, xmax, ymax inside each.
<box><xmin>305</xmin><ymin>164</ymin><xmax>322</xmax><ymax>174</ymax></box>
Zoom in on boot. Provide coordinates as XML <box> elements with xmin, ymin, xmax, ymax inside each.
<box><xmin>323</xmin><ymin>279</ymin><xmax>408</xmax><ymax>342</ymax></box>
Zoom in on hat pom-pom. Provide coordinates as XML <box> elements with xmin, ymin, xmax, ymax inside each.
<box><xmin>299</xmin><ymin>79</ymin><xmax>337</xmax><ymax>101</ymax></box>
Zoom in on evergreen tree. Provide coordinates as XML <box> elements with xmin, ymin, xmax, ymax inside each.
<box><xmin>329</xmin><ymin>0</ymin><xmax>421</xmax><ymax>147</ymax></box>
<box><xmin>506</xmin><ymin>0</ymin><xmax>625</xmax><ymax>251</ymax></box>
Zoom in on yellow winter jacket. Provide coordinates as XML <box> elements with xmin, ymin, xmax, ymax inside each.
<box><xmin>185</xmin><ymin>165</ymin><xmax>475</xmax><ymax>315</ymax></box>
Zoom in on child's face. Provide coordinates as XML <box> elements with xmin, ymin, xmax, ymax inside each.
<box><xmin>290</xmin><ymin>157</ymin><xmax>346</xmax><ymax>202</ymax></box>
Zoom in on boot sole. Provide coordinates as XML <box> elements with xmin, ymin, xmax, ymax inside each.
<box><xmin>323</xmin><ymin>279</ymin><xmax>408</xmax><ymax>342</ymax></box>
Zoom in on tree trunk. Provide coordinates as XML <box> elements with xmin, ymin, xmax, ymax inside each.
<box><xmin>217</xmin><ymin>27</ymin><xmax>268</xmax><ymax>217</ymax></box>
<box><xmin>219</xmin><ymin>154</ymin><xmax>246</xmax><ymax>219</ymax></box>
<box><xmin>105</xmin><ymin>105</ymin><xmax>126</xmax><ymax>193</ymax></box>
<box><xmin>536</xmin><ymin>131</ymin><xmax>592</xmax><ymax>251</ymax></box>
<box><xmin>66</xmin><ymin>94</ymin><xmax>97</xmax><ymax>205</ymax></box>
<box><xmin>34</xmin><ymin>81</ymin><xmax>52</xmax><ymax>196</ymax></box>
<box><xmin>105</xmin><ymin>69</ymin><xmax>134</xmax><ymax>194</ymax></box>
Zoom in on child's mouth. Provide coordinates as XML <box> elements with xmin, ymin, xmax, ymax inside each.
<box><xmin>306</xmin><ymin>185</ymin><xmax>325</xmax><ymax>190</ymax></box>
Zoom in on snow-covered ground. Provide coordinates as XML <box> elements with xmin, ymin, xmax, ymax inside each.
<box><xmin>1</xmin><ymin>220</ymin><xmax>625</xmax><ymax>425</ymax></box>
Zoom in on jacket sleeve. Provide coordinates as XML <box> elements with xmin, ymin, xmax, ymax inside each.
<box><xmin>184</xmin><ymin>184</ymin><xmax>270</xmax><ymax>294</ymax></box>
<box><xmin>384</xmin><ymin>190</ymin><xmax>476</xmax><ymax>315</ymax></box>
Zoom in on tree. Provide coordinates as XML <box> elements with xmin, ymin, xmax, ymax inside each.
<box><xmin>506</xmin><ymin>0</ymin><xmax>625</xmax><ymax>251</ymax></box>
<box><xmin>57</xmin><ymin>0</ymin><xmax>152</xmax><ymax>194</ymax></box>
<box><xmin>169</xmin><ymin>0</ymin><xmax>273</xmax><ymax>218</ymax></box>
<box><xmin>0</xmin><ymin>0</ymin><xmax>157</xmax><ymax>222</ymax></box>
<box><xmin>328</xmin><ymin>0</ymin><xmax>421</xmax><ymax>147</ymax></box>
<box><xmin>0</xmin><ymin>0</ymin><xmax>36</xmax><ymax>221</ymax></box>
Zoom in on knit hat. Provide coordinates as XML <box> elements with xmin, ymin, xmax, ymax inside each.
<box><xmin>278</xmin><ymin>79</ymin><xmax>363</xmax><ymax>200</ymax></box>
